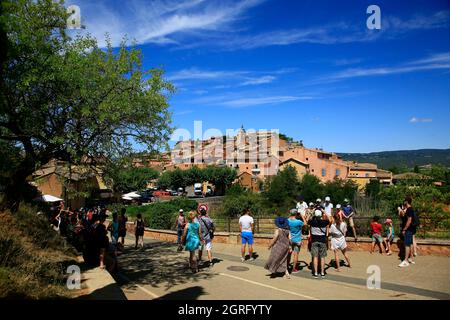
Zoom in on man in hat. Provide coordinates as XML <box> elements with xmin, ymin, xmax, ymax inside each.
<box><xmin>295</xmin><ymin>196</ymin><xmax>308</xmax><ymax>220</ymax></box>
<box><xmin>288</xmin><ymin>209</ymin><xmax>305</xmax><ymax>273</ymax></box>
<box><xmin>175</xmin><ymin>209</ymin><xmax>187</xmax><ymax>251</ymax></box>
<box><xmin>343</xmin><ymin>199</ymin><xmax>358</xmax><ymax>242</ymax></box>
<box><xmin>324</xmin><ymin>196</ymin><xmax>334</xmax><ymax>218</ymax></box>
<box><xmin>308</xmin><ymin>209</ymin><xmax>330</xmax><ymax>279</ymax></box>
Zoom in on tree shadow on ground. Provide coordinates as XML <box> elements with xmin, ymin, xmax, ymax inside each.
<box><xmin>155</xmin><ymin>286</ymin><xmax>207</xmax><ymax>300</ymax></box>
<box><xmin>75</xmin><ymin>283</ymin><xmax>127</xmax><ymax>300</ymax></box>
<box><xmin>114</xmin><ymin>242</ymin><xmax>216</xmax><ymax>292</ymax></box>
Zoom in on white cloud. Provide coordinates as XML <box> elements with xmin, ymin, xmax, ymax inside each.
<box><xmin>318</xmin><ymin>52</ymin><xmax>450</xmax><ymax>82</ymax></box>
<box><xmin>167</xmin><ymin>68</ymin><xmax>249</xmax><ymax>81</ymax></box>
<box><xmin>66</xmin><ymin>0</ymin><xmax>264</xmax><ymax>48</ymax></box>
<box><xmin>220</xmin><ymin>95</ymin><xmax>313</xmax><ymax>108</ymax></box>
<box><xmin>410</xmin><ymin>117</ymin><xmax>433</xmax><ymax>123</ymax></box>
<box><xmin>240</xmin><ymin>75</ymin><xmax>276</xmax><ymax>86</ymax></box>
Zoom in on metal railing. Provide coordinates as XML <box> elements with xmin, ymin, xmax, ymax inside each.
<box><xmin>211</xmin><ymin>216</ymin><xmax>450</xmax><ymax>239</ymax></box>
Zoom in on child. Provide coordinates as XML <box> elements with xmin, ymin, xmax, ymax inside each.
<box><xmin>370</xmin><ymin>216</ymin><xmax>385</xmax><ymax>254</ymax></box>
<box><xmin>134</xmin><ymin>213</ymin><xmax>145</xmax><ymax>249</ymax></box>
<box><xmin>383</xmin><ymin>218</ymin><xmax>395</xmax><ymax>256</ymax></box>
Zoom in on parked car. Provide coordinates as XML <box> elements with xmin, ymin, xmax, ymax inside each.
<box><xmin>194</xmin><ymin>183</ymin><xmax>203</xmax><ymax>196</ymax></box>
<box><xmin>153</xmin><ymin>190</ymin><xmax>171</xmax><ymax>198</ymax></box>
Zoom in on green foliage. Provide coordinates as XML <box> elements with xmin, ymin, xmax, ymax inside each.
<box><xmin>104</xmin><ymin>160</ymin><xmax>159</xmax><ymax>193</ymax></box>
<box><xmin>0</xmin><ymin>0</ymin><xmax>173</xmax><ymax>207</ymax></box>
<box><xmin>365</xmin><ymin>179</ymin><xmax>381</xmax><ymax>200</ymax></box>
<box><xmin>221</xmin><ymin>191</ymin><xmax>263</xmax><ymax>218</ymax></box>
<box><xmin>322</xmin><ymin>178</ymin><xmax>359</xmax><ymax>205</ymax></box>
<box><xmin>298</xmin><ymin>174</ymin><xmax>323</xmax><ymax>203</ymax></box>
<box><xmin>157</xmin><ymin>165</ymin><xmax>237</xmax><ymax>195</ymax></box>
<box><xmin>263</xmin><ymin>165</ymin><xmax>299</xmax><ymax>210</ymax></box>
<box><xmin>121</xmin><ymin>198</ymin><xmax>198</xmax><ymax>229</ymax></box>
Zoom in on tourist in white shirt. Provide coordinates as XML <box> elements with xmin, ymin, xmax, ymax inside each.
<box><xmin>239</xmin><ymin>209</ymin><xmax>255</xmax><ymax>262</ymax></box>
<box><xmin>324</xmin><ymin>196</ymin><xmax>334</xmax><ymax>218</ymax></box>
<box><xmin>295</xmin><ymin>196</ymin><xmax>308</xmax><ymax>219</ymax></box>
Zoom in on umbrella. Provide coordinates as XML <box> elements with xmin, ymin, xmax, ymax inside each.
<box><xmin>122</xmin><ymin>191</ymin><xmax>141</xmax><ymax>198</ymax></box>
<box><xmin>41</xmin><ymin>194</ymin><xmax>63</xmax><ymax>202</ymax></box>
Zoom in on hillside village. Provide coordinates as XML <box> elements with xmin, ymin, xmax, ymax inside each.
<box><xmin>32</xmin><ymin>127</ymin><xmax>395</xmax><ymax>208</ymax></box>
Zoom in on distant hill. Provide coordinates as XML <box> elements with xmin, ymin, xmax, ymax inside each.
<box><xmin>338</xmin><ymin>149</ymin><xmax>450</xmax><ymax>170</ymax></box>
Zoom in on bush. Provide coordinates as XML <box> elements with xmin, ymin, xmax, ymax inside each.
<box><xmin>220</xmin><ymin>192</ymin><xmax>263</xmax><ymax>218</ymax></box>
<box><xmin>119</xmin><ymin>198</ymin><xmax>198</xmax><ymax>229</ymax></box>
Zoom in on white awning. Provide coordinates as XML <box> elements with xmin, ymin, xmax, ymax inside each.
<box><xmin>41</xmin><ymin>194</ymin><xmax>63</xmax><ymax>202</ymax></box>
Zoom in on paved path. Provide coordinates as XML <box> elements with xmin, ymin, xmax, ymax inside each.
<box><xmin>114</xmin><ymin>237</ymin><xmax>450</xmax><ymax>300</ymax></box>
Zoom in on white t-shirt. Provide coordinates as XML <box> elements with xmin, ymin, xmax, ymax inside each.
<box><xmin>239</xmin><ymin>215</ymin><xmax>254</xmax><ymax>233</ymax></box>
<box><xmin>324</xmin><ymin>202</ymin><xmax>334</xmax><ymax>217</ymax></box>
<box><xmin>296</xmin><ymin>201</ymin><xmax>308</xmax><ymax>217</ymax></box>
<box><xmin>329</xmin><ymin>222</ymin><xmax>347</xmax><ymax>238</ymax></box>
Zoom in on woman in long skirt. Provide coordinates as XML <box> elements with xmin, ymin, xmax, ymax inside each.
<box><xmin>265</xmin><ymin>217</ymin><xmax>291</xmax><ymax>279</ymax></box>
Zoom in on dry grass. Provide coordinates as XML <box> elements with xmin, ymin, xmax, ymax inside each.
<box><xmin>0</xmin><ymin>204</ymin><xmax>78</xmax><ymax>299</ymax></box>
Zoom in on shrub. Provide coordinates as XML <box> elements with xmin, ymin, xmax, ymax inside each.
<box><xmin>220</xmin><ymin>192</ymin><xmax>263</xmax><ymax>218</ymax></box>
<box><xmin>118</xmin><ymin>198</ymin><xmax>198</xmax><ymax>229</ymax></box>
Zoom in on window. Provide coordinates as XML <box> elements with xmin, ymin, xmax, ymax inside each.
<box><xmin>322</xmin><ymin>168</ymin><xmax>326</xmax><ymax>177</ymax></box>
<box><xmin>336</xmin><ymin>169</ymin><xmax>341</xmax><ymax>177</ymax></box>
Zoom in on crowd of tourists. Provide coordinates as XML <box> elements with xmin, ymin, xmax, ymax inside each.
<box><xmin>50</xmin><ymin>201</ymin><xmax>129</xmax><ymax>273</ymax></box>
<box><xmin>162</xmin><ymin>194</ymin><xmax>421</xmax><ymax>276</ymax></box>
<box><xmin>50</xmin><ymin>193</ymin><xmax>419</xmax><ymax>278</ymax></box>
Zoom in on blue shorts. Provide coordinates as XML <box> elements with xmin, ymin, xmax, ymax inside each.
<box><xmin>241</xmin><ymin>232</ymin><xmax>254</xmax><ymax>245</ymax></box>
<box><xmin>404</xmin><ymin>231</ymin><xmax>413</xmax><ymax>246</ymax></box>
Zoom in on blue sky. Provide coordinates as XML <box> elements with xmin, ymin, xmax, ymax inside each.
<box><xmin>67</xmin><ymin>0</ymin><xmax>450</xmax><ymax>153</ymax></box>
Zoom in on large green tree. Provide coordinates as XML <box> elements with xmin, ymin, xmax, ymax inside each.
<box><xmin>0</xmin><ymin>0</ymin><xmax>173</xmax><ymax>209</ymax></box>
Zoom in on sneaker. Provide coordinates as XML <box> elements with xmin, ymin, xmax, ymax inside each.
<box><xmin>413</xmin><ymin>252</ymin><xmax>418</xmax><ymax>257</ymax></box>
<box><xmin>241</xmin><ymin>257</ymin><xmax>245</xmax><ymax>263</ymax></box>
<box><xmin>292</xmin><ymin>268</ymin><xmax>300</xmax><ymax>274</ymax></box>
<box><xmin>387</xmin><ymin>252</ymin><xmax>392</xmax><ymax>256</ymax></box>
<box><xmin>313</xmin><ymin>273</ymin><xmax>319</xmax><ymax>279</ymax></box>
<box><xmin>321</xmin><ymin>273</ymin><xmax>326</xmax><ymax>279</ymax></box>
<box><xmin>248</xmin><ymin>257</ymin><xmax>255</xmax><ymax>262</ymax></box>
<box><xmin>398</xmin><ymin>261</ymin><xmax>410</xmax><ymax>268</ymax></box>
<box><xmin>407</xmin><ymin>259</ymin><xmax>416</xmax><ymax>264</ymax></box>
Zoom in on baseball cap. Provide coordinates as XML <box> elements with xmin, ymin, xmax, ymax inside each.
<box><xmin>314</xmin><ymin>209</ymin><xmax>323</xmax><ymax>217</ymax></box>
<box><xmin>179</xmin><ymin>209</ymin><xmax>184</xmax><ymax>213</ymax></box>
<box><xmin>336</xmin><ymin>204</ymin><xmax>342</xmax><ymax>209</ymax></box>
<box><xmin>316</xmin><ymin>198</ymin><xmax>322</xmax><ymax>203</ymax></box>
<box><xmin>309</xmin><ymin>202</ymin><xmax>314</xmax><ymax>207</ymax></box>
<box><xmin>325</xmin><ymin>196</ymin><xmax>331</xmax><ymax>202</ymax></box>
<box><xmin>290</xmin><ymin>209</ymin><xmax>298</xmax><ymax>216</ymax></box>
<box><xmin>343</xmin><ymin>198</ymin><xmax>349</xmax><ymax>203</ymax></box>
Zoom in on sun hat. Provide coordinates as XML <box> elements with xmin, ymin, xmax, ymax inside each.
<box><xmin>325</xmin><ymin>196</ymin><xmax>331</xmax><ymax>202</ymax></box>
<box><xmin>314</xmin><ymin>209</ymin><xmax>323</xmax><ymax>217</ymax></box>
<box><xmin>274</xmin><ymin>216</ymin><xmax>289</xmax><ymax>229</ymax></box>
